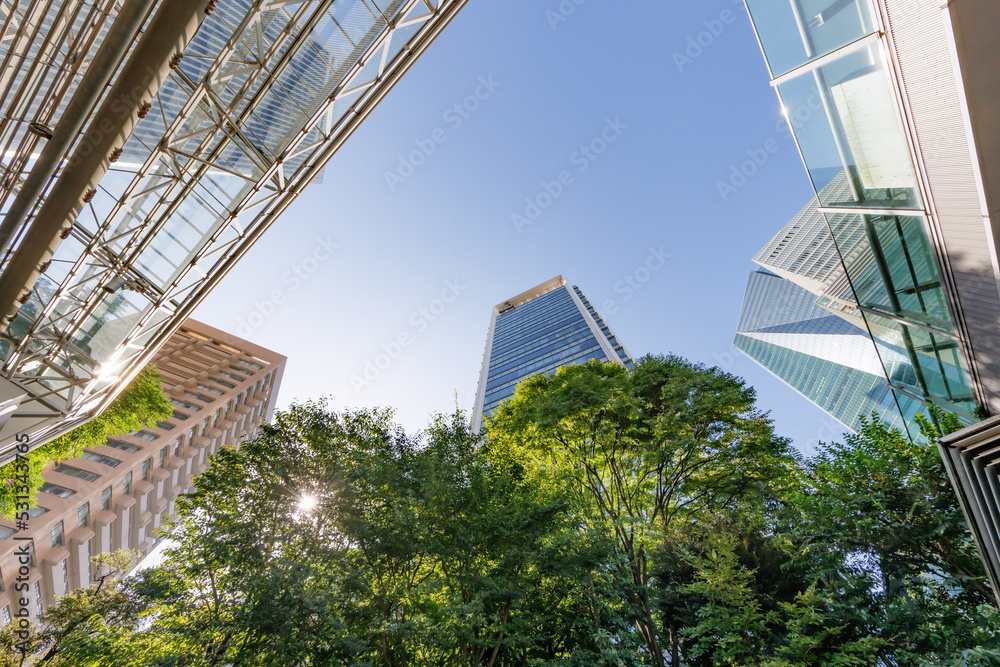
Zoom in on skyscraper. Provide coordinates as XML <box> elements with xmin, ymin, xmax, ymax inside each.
<box><xmin>0</xmin><ymin>0</ymin><xmax>469</xmax><ymax>461</ymax></box>
<box><xmin>471</xmin><ymin>276</ymin><xmax>633</xmax><ymax>432</ymax></box>
<box><xmin>736</xmin><ymin>268</ymin><xmax>917</xmax><ymax>435</ymax></box>
<box><xmin>0</xmin><ymin>318</ymin><xmax>285</xmax><ymax>622</ymax></box>
<box><xmin>736</xmin><ymin>189</ymin><xmax>932</xmax><ymax>437</ymax></box>
<box><xmin>740</xmin><ymin>0</ymin><xmax>1000</xmax><ymax>585</ymax></box>
<box><xmin>741</xmin><ymin>0</ymin><xmax>1000</xmax><ymax>430</ymax></box>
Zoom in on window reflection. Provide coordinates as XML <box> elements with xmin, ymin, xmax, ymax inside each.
<box><xmin>778</xmin><ymin>46</ymin><xmax>921</xmax><ymax>210</ymax></box>
<box><xmin>746</xmin><ymin>0</ymin><xmax>876</xmax><ymax>76</ymax></box>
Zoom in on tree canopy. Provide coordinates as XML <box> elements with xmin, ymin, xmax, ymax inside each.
<box><xmin>5</xmin><ymin>355</ymin><xmax>998</xmax><ymax>665</ymax></box>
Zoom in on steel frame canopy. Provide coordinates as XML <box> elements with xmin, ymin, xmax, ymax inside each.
<box><xmin>0</xmin><ymin>0</ymin><xmax>469</xmax><ymax>463</ymax></box>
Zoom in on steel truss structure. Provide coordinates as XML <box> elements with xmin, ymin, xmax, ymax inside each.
<box><xmin>0</xmin><ymin>0</ymin><xmax>468</xmax><ymax>462</ymax></box>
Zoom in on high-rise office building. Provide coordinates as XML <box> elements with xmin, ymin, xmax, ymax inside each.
<box><xmin>0</xmin><ymin>319</ymin><xmax>285</xmax><ymax>622</ymax></box>
<box><xmin>471</xmin><ymin>276</ymin><xmax>633</xmax><ymax>432</ymax></box>
<box><xmin>742</xmin><ymin>0</ymin><xmax>1000</xmax><ymax>428</ymax></box>
<box><xmin>736</xmin><ymin>269</ymin><xmax>916</xmax><ymax>435</ymax></box>
<box><xmin>741</xmin><ymin>0</ymin><xmax>1000</xmax><ymax>585</ymax></box>
<box><xmin>0</xmin><ymin>0</ymin><xmax>469</xmax><ymax>461</ymax></box>
<box><xmin>737</xmin><ymin>192</ymin><xmax>924</xmax><ymax>437</ymax></box>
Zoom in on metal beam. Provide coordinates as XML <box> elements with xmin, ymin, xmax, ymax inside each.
<box><xmin>0</xmin><ymin>0</ymin><xmax>159</xmax><ymax>257</ymax></box>
<box><xmin>0</xmin><ymin>0</ymin><xmax>211</xmax><ymax>326</ymax></box>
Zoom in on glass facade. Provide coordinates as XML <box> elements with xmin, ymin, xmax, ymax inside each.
<box><xmin>736</xmin><ymin>270</ymin><xmax>916</xmax><ymax>436</ymax></box>
<box><xmin>744</xmin><ymin>0</ymin><xmax>979</xmax><ymax>426</ymax></box>
<box><xmin>0</xmin><ymin>0</ymin><xmax>469</xmax><ymax>453</ymax></box>
<box><xmin>745</xmin><ymin>0</ymin><xmax>875</xmax><ymax>77</ymax></box>
<box><xmin>477</xmin><ymin>280</ymin><xmax>633</xmax><ymax>422</ymax></box>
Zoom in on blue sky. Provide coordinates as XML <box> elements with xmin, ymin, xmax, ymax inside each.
<box><xmin>194</xmin><ymin>0</ymin><xmax>848</xmax><ymax>453</ymax></box>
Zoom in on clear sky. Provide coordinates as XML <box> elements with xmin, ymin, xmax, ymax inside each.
<box><xmin>193</xmin><ymin>0</ymin><xmax>849</xmax><ymax>454</ymax></box>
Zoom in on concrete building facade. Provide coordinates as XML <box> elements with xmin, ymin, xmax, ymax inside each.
<box><xmin>0</xmin><ymin>319</ymin><xmax>285</xmax><ymax>623</ymax></box>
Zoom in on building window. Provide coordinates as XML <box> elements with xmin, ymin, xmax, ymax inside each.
<box><xmin>26</xmin><ymin>507</ymin><xmax>47</xmax><ymax>519</ymax></box>
<box><xmin>0</xmin><ymin>526</ymin><xmax>14</xmax><ymax>540</ymax></box>
<box><xmin>78</xmin><ymin>502</ymin><xmax>90</xmax><ymax>528</ymax></box>
<box><xmin>33</xmin><ymin>580</ymin><xmax>42</xmax><ymax>607</ymax></box>
<box><xmin>50</xmin><ymin>521</ymin><xmax>64</xmax><ymax>548</ymax></box>
<box><xmin>196</xmin><ymin>383</ymin><xmax>225</xmax><ymax>396</ymax></box>
<box><xmin>202</xmin><ymin>417</ymin><xmax>210</xmax><ymax>433</ymax></box>
<box><xmin>189</xmin><ymin>425</ymin><xmax>198</xmax><ymax>441</ymax></box>
<box><xmin>157</xmin><ymin>420</ymin><xmax>175</xmax><ymax>431</ymax></box>
<box><xmin>81</xmin><ymin>451</ymin><xmax>122</xmax><ymax>468</ymax></box>
<box><xmin>123</xmin><ymin>472</ymin><xmax>132</xmax><ymax>495</ymax></box>
<box><xmin>53</xmin><ymin>463</ymin><xmax>100</xmax><ymax>482</ymax></box>
<box><xmin>101</xmin><ymin>486</ymin><xmax>112</xmax><ymax>511</ymax></box>
<box><xmin>86</xmin><ymin>538</ymin><xmax>93</xmax><ymax>583</ymax></box>
<box><xmin>171</xmin><ymin>409</ymin><xmax>189</xmax><ymax>421</ymax></box>
<box><xmin>1</xmin><ymin>605</ymin><xmax>10</xmax><ymax>625</ymax></box>
<box><xmin>159</xmin><ymin>447</ymin><xmax>167</xmax><ymax>468</ymax></box>
<box><xmin>171</xmin><ymin>398</ymin><xmax>202</xmax><ymax>412</ymax></box>
<box><xmin>105</xmin><ymin>439</ymin><xmax>141</xmax><ymax>454</ymax></box>
<box><xmin>226</xmin><ymin>400</ymin><xmax>233</xmax><ymax>419</ymax></box>
<box><xmin>141</xmin><ymin>459</ymin><xmax>151</xmax><ymax>482</ymax></box>
<box><xmin>184</xmin><ymin>391</ymin><xmax>212</xmax><ymax>404</ymax></box>
<box><xmin>210</xmin><ymin>377</ymin><xmax>234</xmax><ymax>389</ymax></box>
<box><xmin>39</xmin><ymin>482</ymin><xmax>75</xmax><ymax>498</ymax></box>
<box><xmin>107</xmin><ymin>518</ymin><xmax>116</xmax><ymax>550</ymax></box>
<box><xmin>25</xmin><ymin>541</ymin><xmax>35</xmax><ymax>567</ymax></box>
<box><xmin>129</xmin><ymin>431</ymin><xmax>158</xmax><ymax>442</ymax></box>
<box><xmin>174</xmin><ymin>436</ymin><xmax>183</xmax><ymax>457</ymax></box>
<box><xmin>61</xmin><ymin>558</ymin><xmax>69</xmax><ymax>595</ymax></box>
<box><xmin>213</xmin><ymin>408</ymin><xmax>222</xmax><ymax>428</ymax></box>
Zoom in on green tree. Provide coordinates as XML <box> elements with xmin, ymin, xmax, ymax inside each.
<box><xmin>0</xmin><ymin>550</ymin><xmax>142</xmax><ymax>667</ymax></box>
<box><xmin>679</xmin><ymin>533</ymin><xmax>883</xmax><ymax>666</ymax></box>
<box><xmin>487</xmin><ymin>355</ymin><xmax>798</xmax><ymax>666</ymax></box>
<box><xmin>784</xmin><ymin>410</ymin><xmax>1000</xmax><ymax>664</ymax></box>
<box><xmin>84</xmin><ymin>401</ymin><xmax>629</xmax><ymax>666</ymax></box>
<box><xmin>6</xmin><ymin>361</ymin><xmax>998</xmax><ymax>666</ymax></box>
<box><xmin>0</xmin><ymin>365</ymin><xmax>172</xmax><ymax>518</ymax></box>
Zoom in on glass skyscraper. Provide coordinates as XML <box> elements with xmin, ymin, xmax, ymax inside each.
<box><xmin>743</xmin><ymin>0</ymin><xmax>1000</xmax><ymax>598</ymax></box>
<box><xmin>737</xmin><ymin>190</ymin><xmax>931</xmax><ymax>438</ymax></box>
<box><xmin>471</xmin><ymin>276</ymin><xmax>633</xmax><ymax>431</ymax></box>
<box><xmin>736</xmin><ymin>269</ymin><xmax>917</xmax><ymax>435</ymax></box>
<box><xmin>740</xmin><ymin>0</ymin><xmax>1000</xmax><ymax>427</ymax></box>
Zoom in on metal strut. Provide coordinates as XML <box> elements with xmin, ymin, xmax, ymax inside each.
<box><xmin>0</xmin><ymin>0</ymin><xmax>212</xmax><ymax>328</ymax></box>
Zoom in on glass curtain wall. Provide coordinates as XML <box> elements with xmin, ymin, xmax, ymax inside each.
<box><xmin>0</xmin><ymin>0</ymin><xmax>437</xmax><ymax>413</ymax></box>
<box><xmin>744</xmin><ymin>0</ymin><xmax>978</xmax><ymax>434</ymax></box>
